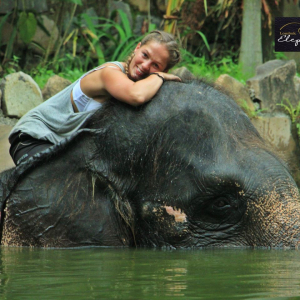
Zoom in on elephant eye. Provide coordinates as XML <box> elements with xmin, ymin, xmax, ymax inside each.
<box><xmin>190</xmin><ymin>193</ymin><xmax>246</xmax><ymax>231</ymax></box>
<box><xmin>206</xmin><ymin>197</ymin><xmax>232</xmax><ymax>217</ymax></box>
<box><xmin>212</xmin><ymin>198</ymin><xmax>230</xmax><ymax>209</ymax></box>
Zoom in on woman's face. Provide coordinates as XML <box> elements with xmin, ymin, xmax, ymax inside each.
<box><xmin>128</xmin><ymin>41</ymin><xmax>170</xmax><ymax>81</ymax></box>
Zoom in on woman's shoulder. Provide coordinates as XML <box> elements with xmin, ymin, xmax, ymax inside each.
<box><xmin>80</xmin><ymin>62</ymin><xmax>126</xmax><ymax>82</ymax></box>
<box><xmin>95</xmin><ymin>61</ymin><xmax>126</xmax><ymax>73</ymax></box>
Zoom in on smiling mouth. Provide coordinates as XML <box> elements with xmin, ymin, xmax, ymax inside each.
<box><xmin>136</xmin><ymin>66</ymin><xmax>145</xmax><ymax>77</ymax></box>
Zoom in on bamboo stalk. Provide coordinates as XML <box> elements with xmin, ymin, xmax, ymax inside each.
<box><xmin>52</xmin><ymin>3</ymin><xmax>78</xmax><ymax>68</ymax></box>
<box><xmin>42</xmin><ymin>1</ymin><xmax>63</xmax><ymax>67</ymax></box>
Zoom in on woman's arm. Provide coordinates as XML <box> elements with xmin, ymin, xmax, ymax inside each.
<box><xmin>80</xmin><ymin>66</ymin><xmax>181</xmax><ymax>106</ymax></box>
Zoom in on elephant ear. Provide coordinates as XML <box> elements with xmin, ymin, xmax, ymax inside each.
<box><xmin>1</xmin><ymin>129</ymin><xmax>134</xmax><ymax>247</ymax></box>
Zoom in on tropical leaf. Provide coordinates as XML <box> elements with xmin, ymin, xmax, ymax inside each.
<box><xmin>195</xmin><ymin>30</ymin><xmax>211</xmax><ymax>51</ymax></box>
<box><xmin>115</xmin><ymin>36</ymin><xmax>143</xmax><ymax>61</ymax></box>
<box><xmin>72</xmin><ymin>28</ymin><xmax>78</xmax><ymax>56</ymax></box>
<box><xmin>63</xmin><ymin>0</ymin><xmax>82</xmax><ymax>5</ymax></box>
<box><xmin>116</xmin><ymin>9</ymin><xmax>132</xmax><ymax>38</ymax></box>
<box><xmin>63</xmin><ymin>29</ymin><xmax>75</xmax><ymax>45</ymax></box>
<box><xmin>204</xmin><ymin>0</ymin><xmax>208</xmax><ymax>15</ymax></box>
<box><xmin>81</xmin><ymin>13</ymin><xmax>106</xmax><ymax>64</ymax></box>
<box><xmin>30</xmin><ymin>41</ymin><xmax>46</xmax><ymax>52</ymax></box>
<box><xmin>82</xmin><ymin>27</ymin><xmax>98</xmax><ymax>40</ymax></box>
<box><xmin>18</xmin><ymin>12</ymin><xmax>37</xmax><ymax>44</ymax></box>
<box><xmin>164</xmin><ymin>0</ymin><xmax>185</xmax><ymax>34</ymax></box>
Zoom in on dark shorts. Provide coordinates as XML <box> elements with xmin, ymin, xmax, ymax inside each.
<box><xmin>9</xmin><ymin>132</ymin><xmax>54</xmax><ymax>165</ymax></box>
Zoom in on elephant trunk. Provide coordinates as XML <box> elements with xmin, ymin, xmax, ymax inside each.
<box><xmin>243</xmin><ymin>184</ymin><xmax>300</xmax><ymax>248</ymax></box>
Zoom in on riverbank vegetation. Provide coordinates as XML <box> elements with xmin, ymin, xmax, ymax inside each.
<box><xmin>1</xmin><ymin>7</ymin><xmax>248</xmax><ymax>89</ymax></box>
<box><xmin>0</xmin><ymin>0</ymin><xmax>291</xmax><ymax>89</ymax></box>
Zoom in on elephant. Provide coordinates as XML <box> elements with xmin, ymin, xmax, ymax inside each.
<box><xmin>0</xmin><ymin>79</ymin><xmax>300</xmax><ymax>248</ymax></box>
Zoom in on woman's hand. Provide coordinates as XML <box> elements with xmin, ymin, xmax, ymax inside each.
<box><xmin>155</xmin><ymin>72</ymin><xmax>182</xmax><ymax>82</ymax></box>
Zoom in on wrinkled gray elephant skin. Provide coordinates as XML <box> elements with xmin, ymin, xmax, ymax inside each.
<box><xmin>0</xmin><ymin>80</ymin><xmax>300</xmax><ymax>248</ymax></box>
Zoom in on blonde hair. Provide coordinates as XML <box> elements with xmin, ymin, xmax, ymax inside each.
<box><xmin>125</xmin><ymin>30</ymin><xmax>181</xmax><ymax>75</ymax></box>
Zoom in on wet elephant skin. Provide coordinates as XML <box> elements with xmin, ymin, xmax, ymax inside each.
<box><xmin>0</xmin><ymin>80</ymin><xmax>300</xmax><ymax>248</ymax></box>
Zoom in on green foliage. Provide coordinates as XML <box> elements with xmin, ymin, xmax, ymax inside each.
<box><xmin>164</xmin><ymin>0</ymin><xmax>185</xmax><ymax>34</ymax></box>
<box><xmin>297</xmin><ymin>123</ymin><xmax>300</xmax><ymax>140</ymax></box>
<box><xmin>30</xmin><ymin>54</ymin><xmax>85</xmax><ymax>89</ymax></box>
<box><xmin>64</xmin><ymin>0</ymin><xmax>83</xmax><ymax>4</ymax></box>
<box><xmin>30</xmin><ymin>17</ymin><xmax>246</xmax><ymax>90</ymax></box>
<box><xmin>54</xmin><ymin>9</ymin><xmax>151</xmax><ymax>73</ymax></box>
<box><xmin>238</xmin><ymin>98</ymin><xmax>267</xmax><ymax>119</ymax></box>
<box><xmin>4</xmin><ymin>8</ymin><xmax>156</xmax><ymax>89</ymax></box>
<box><xmin>48</xmin><ymin>8</ymin><xmax>158</xmax><ymax>75</ymax></box>
<box><xmin>277</xmin><ymin>99</ymin><xmax>300</xmax><ymax>123</ymax></box>
<box><xmin>179</xmin><ymin>50</ymin><xmax>247</xmax><ymax>83</ymax></box>
<box><xmin>181</xmin><ymin>27</ymin><xmax>211</xmax><ymax>52</ymax></box>
<box><xmin>1</xmin><ymin>8</ymin><xmax>39</xmax><ymax>68</ymax></box>
<box><xmin>30</xmin><ymin>65</ymin><xmax>84</xmax><ymax>89</ymax></box>
<box><xmin>274</xmin><ymin>51</ymin><xmax>287</xmax><ymax>60</ymax></box>
<box><xmin>95</xmin><ymin>9</ymin><xmax>148</xmax><ymax>62</ymax></box>
<box><xmin>81</xmin><ymin>13</ymin><xmax>105</xmax><ymax>65</ymax></box>
<box><xmin>17</xmin><ymin>12</ymin><xmax>37</xmax><ymax>44</ymax></box>
<box><xmin>30</xmin><ymin>66</ymin><xmax>56</xmax><ymax>89</ymax></box>
<box><xmin>178</xmin><ymin>0</ymin><xmax>243</xmax><ymax>61</ymax></box>
<box><xmin>277</xmin><ymin>98</ymin><xmax>300</xmax><ymax>145</ymax></box>
<box><xmin>195</xmin><ymin>30</ymin><xmax>210</xmax><ymax>52</ymax></box>
<box><xmin>0</xmin><ymin>2</ymin><xmax>265</xmax><ymax>94</ymax></box>
<box><xmin>4</xmin><ymin>55</ymin><xmax>20</xmax><ymax>74</ymax></box>
<box><xmin>56</xmin><ymin>54</ymin><xmax>85</xmax><ymax>81</ymax></box>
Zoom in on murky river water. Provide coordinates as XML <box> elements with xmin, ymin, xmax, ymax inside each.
<box><xmin>0</xmin><ymin>247</ymin><xmax>300</xmax><ymax>299</ymax></box>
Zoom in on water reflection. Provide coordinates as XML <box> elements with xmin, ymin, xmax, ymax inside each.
<box><xmin>0</xmin><ymin>247</ymin><xmax>299</xmax><ymax>299</ymax></box>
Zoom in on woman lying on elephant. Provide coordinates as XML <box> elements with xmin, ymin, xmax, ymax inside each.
<box><xmin>9</xmin><ymin>30</ymin><xmax>181</xmax><ymax>165</ymax></box>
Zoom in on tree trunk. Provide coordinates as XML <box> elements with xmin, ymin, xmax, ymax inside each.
<box><xmin>239</xmin><ymin>0</ymin><xmax>262</xmax><ymax>78</ymax></box>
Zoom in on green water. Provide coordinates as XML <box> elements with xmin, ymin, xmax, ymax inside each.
<box><xmin>0</xmin><ymin>247</ymin><xmax>300</xmax><ymax>300</ymax></box>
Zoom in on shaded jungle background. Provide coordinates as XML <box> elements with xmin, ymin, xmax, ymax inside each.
<box><xmin>0</xmin><ymin>0</ymin><xmax>299</xmax><ymax>84</ymax></box>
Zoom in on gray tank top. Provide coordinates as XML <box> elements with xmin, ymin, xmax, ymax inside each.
<box><xmin>9</xmin><ymin>62</ymin><xmax>125</xmax><ymax>144</ymax></box>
